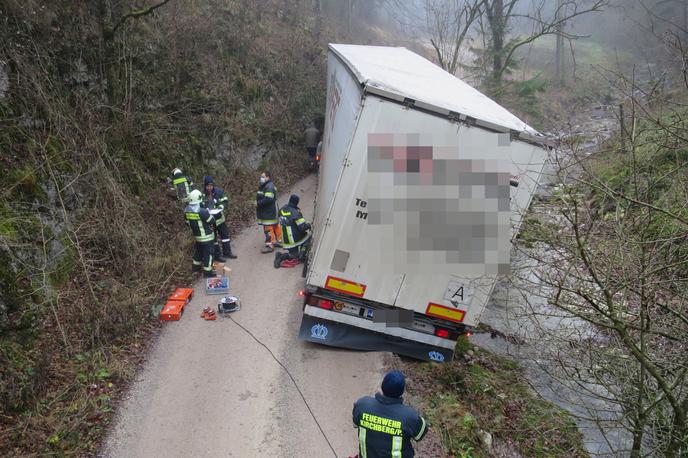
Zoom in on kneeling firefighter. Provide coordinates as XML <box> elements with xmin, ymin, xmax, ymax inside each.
<box><xmin>274</xmin><ymin>194</ymin><xmax>311</xmax><ymax>268</ymax></box>
<box><xmin>203</xmin><ymin>175</ymin><xmax>237</xmax><ymax>262</ymax></box>
<box><xmin>184</xmin><ymin>190</ymin><xmax>217</xmax><ymax>277</ymax></box>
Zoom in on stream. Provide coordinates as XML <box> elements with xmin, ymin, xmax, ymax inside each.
<box><xmin>471</xmin><ymin>105</ymin><xmax>631</xmax><ymax>457</ymax></box>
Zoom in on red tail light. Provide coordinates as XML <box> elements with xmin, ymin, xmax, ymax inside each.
<box><xmin>318</xmin><ymin>299</ymin><xmax>333</xmax><ymax>310</ymax></box>
<box><xmin>316</xmin><ymin>154</ymin><xmax>320</xmax><ymax>161</ymax></box>
<box><xmin>435</xmin><ymin>328</ymin><xmax>450</xmax><ymax>338</ymax></box>
<box><xmin>298</xmin><ymin>290</ymin><xmax>305</xmax><ymax>297</ymax></box>
<box><xmin>466</xmin><ymin>332</ymin><xmax>473</xmax><ymax>337</ymax></box>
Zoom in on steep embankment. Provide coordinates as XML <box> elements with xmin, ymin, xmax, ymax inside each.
<box><xmin>0</xmin><ymin>1</ymin><xmax>326</xmax><ymax>455</ymax></box>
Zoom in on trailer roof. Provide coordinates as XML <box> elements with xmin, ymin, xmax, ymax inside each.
<box><xmin>329</xmin><ymin>44</ymin><xmax>541</xmax><ymax>137</ymax></box>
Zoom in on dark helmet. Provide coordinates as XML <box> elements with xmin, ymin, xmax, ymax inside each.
<box><xmin>289</xmin><ymin>194</ymin><xmax>300</xmax><ymax>207</ymax></box>
<box><xmin>203</xmin><ymin>175</ymin><xmax>214</xmax><ymax>186</ymax></box>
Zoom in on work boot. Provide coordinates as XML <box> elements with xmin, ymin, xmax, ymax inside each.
<box><xmin>203</xmin><ymin>270</ymin><xmax>218</xmax><ymax>278</ymax></box>
<box><xmin>225</xmin><ymin>253</ymin><xmax>238</xmax><ymax>259</ymax></box>
<box><xmin>274</xmin><ymin>252</ymin><xmax>283</xmax><ymax>269</ymax></box>
<box><xmin>215</xmin><ymin>255</ymin><xmax>227</xmax><ymax>263</ymax></box>
<box><xmin>261</xmin><ymin>245</ymin><xmax>274</xmax><ymax>253</ymax></box>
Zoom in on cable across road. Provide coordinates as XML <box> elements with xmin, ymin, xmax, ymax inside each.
<box><xmin>227</xmin><ymin>314</ymin><xmax>339</xmax><ymax>457</ymax></box>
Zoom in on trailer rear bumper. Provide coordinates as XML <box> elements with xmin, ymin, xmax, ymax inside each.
<box><xmin>298</xmin><ymin>307</ymin><xmax>455</xmax><ymax>362</ymax></box>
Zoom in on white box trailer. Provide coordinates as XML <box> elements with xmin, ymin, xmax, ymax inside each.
<box><xmin>298</xmin><ymin>44</ymin><xmax>548</xmax><ymax>362</ymax></box>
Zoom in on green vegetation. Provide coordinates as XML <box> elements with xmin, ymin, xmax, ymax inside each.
<box><xmin>0</xmin><ymin>0</ymin><xmax>330</xmax><ymax>454</ymax></box>
<box><xmin>405</xmin><ymin>347</ymin><xmax>587</xmax><ymax>457</ymax></box>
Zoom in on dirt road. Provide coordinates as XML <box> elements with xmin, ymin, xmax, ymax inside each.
<box><xmin>103</xmin><ymin>175</ymin><xmax>384</xmax><ymax>457</ymax></box>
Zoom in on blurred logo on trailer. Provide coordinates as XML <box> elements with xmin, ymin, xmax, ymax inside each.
<box><xmin>310</xmin><ymin>323</ymin><xmax>329</xmax><ymax>340</ymax></box>
<box><xmin>428</xmin><ymin>351</ymin><xmax>445</xmax><ymax>362</ymax></box>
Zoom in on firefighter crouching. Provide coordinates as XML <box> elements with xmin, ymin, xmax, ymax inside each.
<box><xmin>256</xmin><ymin>171</ymin><xmax>282</xmax><ymax>253</ymax></box>
<box><xmin>203</xmin><ymin>175</ymin><xmax>237</xmax><ymax>262</ymax></box>
<box><xmin>353</xmin><ymin>371</ymin><xmax>428</xmax><ymax>458</ymax></box>
<box><xmin>171</xmin><ymin>167</ymin><xmax>194</xmax><ymax>202</ymax></box>
<box><xmin>185</xmin><ymin>190</ymin><xmax>217</xmax><ymax>277</ymax></box>
<box><xmin>274</xmin><ymin>194</ymin><xmax>311</xmax><ymax>268</ymax></box>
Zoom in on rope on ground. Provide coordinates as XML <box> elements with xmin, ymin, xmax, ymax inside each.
<box><xmin>226</xmin><ymin>315</ymin><xmax>338</xmax><ymax>458</ymax></box>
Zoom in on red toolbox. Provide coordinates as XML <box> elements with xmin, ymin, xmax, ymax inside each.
<box><xmin>159</xmin><ymin>288</ymin><xmax>195</xmax><ymax>321</ymax></box>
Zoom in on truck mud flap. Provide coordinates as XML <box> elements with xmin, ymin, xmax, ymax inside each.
<box><xmin>298</xmin><ymin>315</ymin><xmax>454</xmax><ymax>363</ymax></box>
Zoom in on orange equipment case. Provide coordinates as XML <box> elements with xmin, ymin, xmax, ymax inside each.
<box><xmin>159</xmin><ymin>288</ymin><xmax>195</xmax><ymax>321</ymax></box>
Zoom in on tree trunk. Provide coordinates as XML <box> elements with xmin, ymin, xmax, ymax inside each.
<box><xmin>347</xmin><ymin>0</ymin><xmax>352</xmax><ymax>35</ymax></box>
<box><xmin>555</xmin><ymin>0</ymin><xmax>564</xmax><ymax>85</ymax></box>
<box><xmin>490</xmin><ymin>0</ymin><xmax>504</xmax><ymax>83</ymax></box>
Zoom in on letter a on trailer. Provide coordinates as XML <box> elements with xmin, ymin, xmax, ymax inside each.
<box><xmin>299</xmin><ymin>44</ymin><xmax>549</xmax><ymax>362</ymax></box>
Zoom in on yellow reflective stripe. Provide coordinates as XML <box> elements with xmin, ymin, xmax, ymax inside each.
<box><xmin>280</xmin><ymin>231</ymin><xmax>310</xmax><ymax>249</ymax></box>
<box><xmin>264</xmin><ymin>192</ymin><xmax>274</xmax><ymax>198</ymax></box>
<box><xmin>295</xmin><ymin>217</ymin><xmax>305</xmax><ymax>224</ymax></box>
<box><xmin>358</xmin><ymin>428</ymin><xmax>367</xmax><ymax>458</ymax></box>
<box><xmin>196</xmin><ymin>234</ymin><xmax>214</xmax><ymax>242</ymax></box>
<box><xmin>258</xmin><ymin>219</ymin><xmax>278</xmax><ymax>224</ymax></box>
<box><xmin>392</xmin><ymin>436</ymin><xmax>402</xmax><ymax>457</ymax></box>
<box><xmin>280</xmin><ymin>210</ymin><xmax>292</xmax><ymax>216</ymax></box>
<box><xmin>173</xmin><ymin>177</ymin><xmax>186</xmax><ymax>185</ymax></box>
<box><xmin>186</xmin><ymin>213</ymin><xmax>200</xmax><ymax>220</ymax></box>
<box><xmin>286</xmin><ymin>226</ymin><xmax>294</xmax><ymax>244</ymax></box>
<box><xmin>415</xmin><ymin>417</ymin><xmax>427</xmax><ymax>440</ymax></box>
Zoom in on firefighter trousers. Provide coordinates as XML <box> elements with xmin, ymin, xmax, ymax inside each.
<box><xmin>193</xmin><ymin>240</ymin><xmax>214</xmax><ymax>272</ymax></box>
<box><xmin>263</xmin><ymin>223</ymin><xmax>282</xmax><ymax>246</ymax></box>
<box><xmin>213</xmin><ymin>221</ymin><xmax>234</xmax><ymax>258</ymax></box>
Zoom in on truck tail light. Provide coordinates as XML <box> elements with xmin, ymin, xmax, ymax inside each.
<box><xmin>318</xmin><ymin>299</ymin><xmax>333</xmax><ymax>310</ymax></box>
<box><xmin>435</xmin><ymin>328</ymin><xmax>450</xmax><ymax>338</ymax></box>
<box><xmin>466</xmin><ymin>331</ymin><xmax>473</xmax><ymax>337</ymax></box>
<box><xmin>306</xmin><ymin>294</ymin><xmax>318</xmax><ymax>306</ymax></box>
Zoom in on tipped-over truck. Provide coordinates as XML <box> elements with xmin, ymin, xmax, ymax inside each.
<box><xmin>298</xmin><ymin>44</ymin><xmax>549</xmax><ymax>362</ymax></box>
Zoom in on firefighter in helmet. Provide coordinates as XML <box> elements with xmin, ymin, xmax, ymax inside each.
<box><xmin>171</xmin><ymin>167</ymin><xmax>194</xmax><ymax>202</ymax></box>
<box><xmin>184</xmin><ymin>189</ymin><xmax>217</xmax><ymax>277</ymax></box>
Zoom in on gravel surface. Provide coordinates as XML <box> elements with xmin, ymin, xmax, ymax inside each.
<box><xmin>102</xmin><ymin>175</ymin><xmax>386</xmax><ymax>458</ymax></box>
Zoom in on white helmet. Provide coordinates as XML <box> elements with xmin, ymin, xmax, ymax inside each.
<box><xmin>188</xmin><ymin>189</ymin><xmax>203</xmax><ymax>205</ymax></box>
<box><xmin>171</xmin><ymin>167</ymin><xmax>182</xmax><ymax>176</ymax></box>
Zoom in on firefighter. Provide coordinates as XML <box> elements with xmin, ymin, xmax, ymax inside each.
<box><xmin>171</xmin><ymin>167</ymin><xmax>194</xmax><ymax>202</ymax></box>
<box><xmin>352</xmin><ymin>371</ymin><xmax>428</xmax><ymax>458</ymax></box>
<box><xmin>304</xmin><ymin>123</ymin><xmax>320</xmax><ymax>166</ymax></box>
<box><xmin>203</xmin><ymin>175</ymin><xmax>237</xmax><ymax>261</ymax></box>
<box><xmin>184</xmin><ymin>190</ymin><xmax>217</xmax><ymax>277</ymax></box>
<box><xmin>274</xmin><ymin>194</ymin><xmax>311</xmax><ymax>268</ymax></box>
<box><xmin>256</xmin><ymin>171</ymin><xmax>282</xmax><ymax>253</ymax></box>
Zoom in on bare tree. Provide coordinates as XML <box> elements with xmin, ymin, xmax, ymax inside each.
<box><xmin>510</xmin><ymin>54</ymin><xmax>688</xmax><ymax>455</ymax></box>
<box><xmin>477</xmin><ymin>0</ymin><xmax>607</xmax><ymax>86</ymax></box>
<box><xmin>425</xmin><ymin>0</ymin><xmax>482</xmax><ymax>74</ymax></box>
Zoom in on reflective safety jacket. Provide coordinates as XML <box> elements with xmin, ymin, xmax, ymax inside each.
<box><xmin>352</xmin><ymin>393</ymin><xmax>428</xmax><ymax>458</ymax></box>
<box><xmin>204</xmin><ymin>186</ymin><xmax>229</xmax><ymax>225</ymax></box>
<box><xmin>184</xmin><ymin>204</ymin><xmax>216</xmax><ymax>243</ymax></box>
<box><xmin>172</xmin><ymin>171</ymin><xmax>193</xmax><ymax>201</ymax></box>
<box><xmin>278</xmin><ymin>203</ymin><xmax>310</xmax><ymax>249</ymax></box>
<box><xmin>256</xmin><ymin>180</ymin><xmax>278</xmax><ymax>225</ymax></box>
